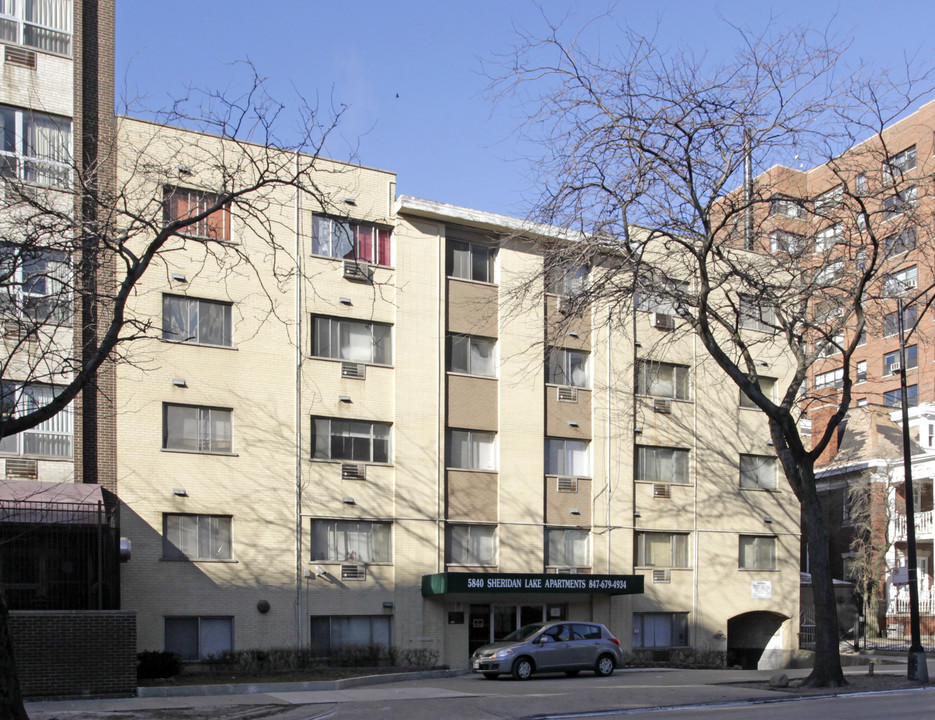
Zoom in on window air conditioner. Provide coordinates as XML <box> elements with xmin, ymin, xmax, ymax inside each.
<box><xmin>557</xmin><ymin>476</ymin><xmax>578</xmax><ymax>493</ymax></box>
<box><xmin>342</xmin><ymin>259</ymin><xmax>371</xmax><ymax>281</ymax></box>
<box><xmin>652</xmin><ymin>568</ymin><xmax>671</xmax><ymax>583</ymax></box>
<box><xmin>341</xmin><ymin>463</ymin><xmax>367</xmax><ymax>480</ymax></box>
<box><xmin>653</xmin><ymin>398</ymin><xmax>673</xmax><ymax>414</ymax></box>
<box><xmin>653</xmin><ymin>313</ymin><xmax>676</xmax><ymax>331</ymax></box>
<box><xmin>340</xmin><ymin>362</ymin><xmax>366</xmax><ymax>379</ymax></box>
<box><xmin>890</xmin><ymin>360</ymin><xmax>901</xmax><ymax>373</ymax></box>
<box><xmin>903</xmin><ymin>278</ymin><xmax>917</xmax><ymax>290</ymax></box>
<box><xmin>652</xmin><ymin>483</ymin><xmax>671</xmax><ymax>499</ymax></box>
<box><xmin>341</xmin><ymin>564</ymin><xmax>367</xmax><ymax>581</ymax></box>
<box><xmin>557</xmin><ymin>386</ymin><xmax>578</xmax><ymax>403</ymax></box>
<box><xmin>555</xmin><ymin>567</ymin><xmax>578</xmax><ymax>574</ymax></box>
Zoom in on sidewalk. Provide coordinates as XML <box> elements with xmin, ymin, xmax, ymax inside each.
<box><xmin>25</xmin><ymin>658</ymin><xmax>935</xmax><ymax>720</ymax></box>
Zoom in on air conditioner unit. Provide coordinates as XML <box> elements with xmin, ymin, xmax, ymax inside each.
<box><xmin>653</xmin><ymin>398</ymin><xmax>672</xmax><ymax>414</ymax></box>
<box><xmin>555</xmin><ymin>567</ymin><xmax>578</xmax><ymax>574</ymax></box>
<box><xmin>652</xmin><ymin>568</ymin><xmax>671</xmax><ymax>583</ymax></box>
<box><xmin>557</xmin><ymin>476</ymin><xmax>578</xmax><ymax>493</ymax></box>
<box><xmin>342</xmin><ymin>259</ymin><xmax>371</xmax><ymax>281</ymax></box>
<box><xmin>341</xmin><ymin>463</ymin><xmax>367</xmax><ymax>480</ymax></box>
<box><xmin>556</xmin><ymin>296</ymin><xmax>569</xmax><ymax>315</ymax></box>
<box><xmin>557</xmin><ymin>386</ymin><xmax>578</xmax><ymax>403</ymax></box>
<box><xmin>4</xmin><ymin>46</ymin><xmax>36</xmax><ymax>69</ymax></box>
<box><xmin>652</xmin><ymin>483</ymin><xmax>671</xmax><ymax>499</ymax></box>
<box><xmin>341</xmin><ymin>564</ymin><xmax>367</xmax><ymax>581</ymax></box>
<box><xmin>903</xmin><ymin>278</ymin><xmax>917</xmax><ymax>290</ymax></box>
<box><xmin>5</xmin><ymin>458</ymin><xmax>37</xmax><ymax>479</ymax></box>
<box><xmin>340</xmin><ymin>362</ymin><xmax>366</xmax><ymax>379</ymax></box>
<box><xmin>653</xmin><ymin>313</ymin><xmax>676</xmax><ymax>331</ymax></box>
<box><xmin>890</xmin><ymin>360</ymin><xmax>902</xmax><ymax>373</ymax></box>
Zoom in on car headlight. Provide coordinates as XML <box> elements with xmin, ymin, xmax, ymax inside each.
<box><xmin>492</xmin><ymin>649</ymin><xmax>514</xmax><ymax>659</ymax></box>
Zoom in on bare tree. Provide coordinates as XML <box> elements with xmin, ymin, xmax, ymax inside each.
<box><xmin>0</xmin><ymin>69</ymin><xmax>356</xmax><ymax>717</ymax></box>
<box><xmin>493</xmin><ymin>16</ymin><xmax>935</xmax><ymax>686</ymax></box>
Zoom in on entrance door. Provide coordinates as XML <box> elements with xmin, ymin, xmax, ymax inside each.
<box><xmin>492</xmin><ymin>605</ymin><xmax>518</xmax><ymax>642</ymax></box>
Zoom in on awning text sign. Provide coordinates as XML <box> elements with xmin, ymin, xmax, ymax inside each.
<box><xmin>422</xmin><ymin>572</ymin><xmax>644</xmax><ymax>596</ymax></box>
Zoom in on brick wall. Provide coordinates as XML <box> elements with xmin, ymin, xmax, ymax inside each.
<box><xmin>9</xmin><ymin>610</ymin><xmax>136</xmax><ymax>699</ymax></box>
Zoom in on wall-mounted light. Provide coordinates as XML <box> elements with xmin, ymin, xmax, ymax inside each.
<box><xmin>763</xmin><ymin>516</ymin><xmax>773</xmax><ymax>524</ymax></box>
<box><xmin>343</xmin><ymin>197</ymin><xmax>357</xmax><ymax>206</ymax></box>
<box><xmin>338</xmin><ymin>395</ymin><xmax>352</xmax><ymax>403</ymax></box>
<box><xmin>568</xmin><ymin>331</ymin><xmax>579</xmax><ymax>338</ymax></box>
<box><xmin>177</xmin><ymin>165</ymin><xmax>193</xmax><ymax>176</ymax></box>
<box><xmin>342</xmin><ymin>497</ymin><xmax>356</xmax><ymax>505</ymax></box>
<box><xmin>634</xmin><ymin>341</ymin><xmax>642</xmax><ymax>348</ymax></box>
<box><xmin>634</xmin><ymin>427</ymin><xmax>643</xmax><ymax>434</ymax></box>
<box><xmin>172</xmin><ymin>488</ymin><xmax>187</xmax><ymax>497</ymax></box>
<box><xmin>757</xmin><ymin>360</ymin><xmax>769</xmax><ymax>367</ymax></box>
<box><xmin>633</xmin><ymin>510</ymin><xmax>641</xmax><ymax>518</ymax></box>
<box><xmin>171</xmin><ymin>378</ymin><xmax>187</xmax><ymax>388</ymax></box>
<box><xmin>170</xmin><ymin>273</ymin><xmax>187</xmax><ymax>283</ymax></box>
<box><xmin>766</xmin><ymin>439</ymin><xmax>774</xmax><ymax>446</ymax></box>
<box><xmin>339</xmin><ymin>297</ymin><xmax>352</xmax><ymax>305</ymax></box>
<box><xmin>568</xmin><ymin>420</ymin><xmax>579</xmax><ymax>428</ymax></box>
<box><xmin>569</xmin><ymin>508</ymin><xmax>580</xmax><ymax>515</ymax></box>
<box><xmin>382</xmin><ymin>601</ymin><xmax>394</xmax><ymax>609</ymax></box>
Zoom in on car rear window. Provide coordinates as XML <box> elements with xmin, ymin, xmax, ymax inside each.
<box><xmin>572</xmin><ymin>623</ymin><xmax>602</xmax><ymax>640</ymax></box>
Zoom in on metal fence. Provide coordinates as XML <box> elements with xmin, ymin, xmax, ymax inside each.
<box><xmin>0</xmin><ymin>498</ymin><xmax>120</xmax><ymax>610</ymax></box>
<box><xmin>800</xmin><ymin>605</ymin><xmax>935</xmax><ymax>653</ymax></box>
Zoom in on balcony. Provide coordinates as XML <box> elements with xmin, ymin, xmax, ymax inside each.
<box><xmin>894</xmin><ymin>509</ymin><xmax>933</xmax><ymax>541</ymax></box>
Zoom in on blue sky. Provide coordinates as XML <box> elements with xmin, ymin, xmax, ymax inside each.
<box><xmin>116</xmin><ymin>1</ymin><xmax>935</xmax><ymax>218</ymax></box>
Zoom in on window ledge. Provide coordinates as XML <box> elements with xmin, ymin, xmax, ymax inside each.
<box><xmin>737</xmin><ymin>568</ymin><xmax>779</xmax><ymax>573</ymax></box>
<box><xmin>635</xmin><ymin>566</ymin><xmax>692</xmax><ymax>571</ymax></box>
<box><xmin>637</xmin><ymin>394</ymin><xmax>692</xmax><ymax>403</ymax></box>
<box><xmin>447</xmin><ymin>467</ymin><xmax>498</xmax><ymax>474</ymax></box>
<box><xmin>738</xmin><ymin>487</ymin><xmax>780</xmax><ymax>493</ymax></box>
<box><xmin>447</xmin><ymin>371</ymin><xmax>497</xmax><ymax>380</ymax></box>
<box><xmin>310</xmin><ymin>253</ymin><xmax>394</xmax><ymax>270</ymax></box>
<box><xmin>161</xmin><ymin>339</ymin><xmax>238</xmax><ymax>351</ymax></box>
<box><xmin>308</xmin><ymin>356</ymin><xmax>394</xmax><ymax>369</ymax></box>
<box><xmin>447</xmin><ymin>275</ymin><xmax>497</xmax><ymax>288</ymax></box>
<box><xmin>310</xmin><ymin>459</ymin><xmax>394</xmax><ymax>467</ymax></box>
<box><xmin>545</xmin><ymin>382</ymin><xmax>590</xmax><ymax>390</ymax></box>
<box><xmin>161</xmin><ymin>449</ymin><xmax>239</xmax><ymax>457</ymax></box>
<box><xmin>161</xmin><ymin>558</ymin><xmax>238</xmax><ymax>563</ymax></box>
<box><xmin>635</xmin><ymin>480</ymin><xmax>691</xmax><ymax>486</ymax></box>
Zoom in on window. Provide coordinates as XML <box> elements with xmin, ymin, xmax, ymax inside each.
<box><xmin>739</xmin><ymin>295</ymin><xmax>776</xmax><ymax>333</ymax></box>
<box><xmin>0</xmin><ymin>105</ymin><xmax>71</xmax><ymax>187</ymax></box>
<box><xmin>882</xmin><ymin>186</ymin><xmax>917</xmax><ymax>221</ymax></box>
<box><xmin>310</xmin><ymin>519</ymin><xmax>391</xmax><ymax>563</ymax></box>
<box><xmin>814</xmin><ymin>185</ymin><xmax>843</xmax><ymax>212</ymax></box>
<box><xmin>447</xmin><ymin>239</ymin><xmax>495</xmax><ymax>283</ymax></box>
<box><xmin>0</xmin><ymin>382</ymin><xmax>72</xmax><ymax>457</ymax></box>
<box><xmin>0</xmin><ymin>0</ymin><xmax>72</xmax><ymax>55</ymax></box>
<box><xmin>163</xmin><ymin>404</ymin><xmax>232</xmax><ymax>453</ymax></box>
<box><xmin>883</xmin><ymin>266</ymin><xmax>917</xmax><ymax>296</ymax></box>
<box><xmin>545</xmin><ymin>437</ymin><xmax>590</xmax><ymax>477</ymax></box>
<box><xmin>634</xmin><ymin>279</ymin><xmax>689</xmax><ymax>314</ymax></box>
<box><xmin>814</xmin><ymin>224</ymin><xmax>842</xmax><ymax>252</ymax></box>
<box><xmin>739</xmin><ymin>454</ymin><xmax>778</xmax><ymax>491</ymax></box>
<box><xmin>769</xmin><ymin>230</ymin><xmax>805</xmax><ymax>255</ymax></box>
<box><xmin>885</xmin><ymin>227</ymin><xmax>917</xmax><ymax>256</ymax></box>
<box><xmin>740</xmin><ymin>377</ymin><xmax>776</xmax><ymax>409</ymax></box>
<box><xmin>739</xmin><ymin>535</ymin><xmax>777</xmax><ymax>570</ymax></box>
<box><xmin>856</xmin><ymin>360</ymin><xmax>867</xmax><ymax>383</ymax></box>
<box><xmin>817</xmin><ymin>333</ymin><xmax>844</xmax><ymax>358</ymax></box>
<box><xmin>883</xmin><ymin>304</ymin><xmax>917</xmax><ymax>337</ymax></box>
<box><xmin>632</xmin><ymin>613</ymin><xmax>688</xmax><ymax>649</ymax></box>
<box><xmin>447</xmin><ymin>524</ymin><xmax>496</xmax><ymax>565</ymax></box>
<box><xmin>884</xmin><ymin>346</ymin><xmax>917</xmax><ymax>375</ymax></box>
<box><xmin>312</xmin><ymin>316</ymin><xmax>391</xmax><ymax>365</ymax></box>
<box><xmin>884</xmin><ymin>145</ymin><xmax>917</xmax><ymax>180</ymax></box>
<box><xmin>635</xmin><ymin>532</ymin><xmax>688</xmax><ymax>568</ymax></box>
<box><xmin>546</xmin><ymin>263</ymin><xmax>587</xmax><ymax>295</ymax></box>
<box><xmin>635</xmin><ymin>445</ymin><xmax>690</xmax><ymax>484</ymax></box>
<box><xmin>312</xmin><ymin>418</ymin><xmax>390</xmax><ymax>463</ymax></box>
<box><xmin>0</xmin><ymin>245</ymin><xmax>70</xmax><ymax>324</ymax></box>
<box><xmin>815</xmin><ymin>261</ymin><xmax>844</xmax><ymax>285</ymax></box>
<box><xmin>814</xmin><ymin>368</ymin><xmax>843</xmax><ymax>390</ymax></box>
<box><xmin>164</xmin><ymin>186</ymin><xmax>231</xmax><ymax>241</ymax></box>
<box><xmin>769</xmin><ymin>196</ymin><xmax>804</xmax><ymax>219</ymax></box>
<box><xmin>546</xmin><ymin>528</ymin><xmax>590</xmax><ymax>567</ymax></box>
<box><xmin>165</xmin><ymin>617</ymin><xmax>232</xmax><ymax>661</ymax></box>
<box><xmin>447</xmin><ymin>429</ymin><xmax>496</xmax><ymax>471</ymax></box>
<box><xmin>884</xmin><ymin>385</ymin><xmax>917</xmax><ymax>408</ymax></box>
<box><xmin>310</xmin><ymin>615</ymin><xmax>392</xmax><ymax>654</ymax></box>
<box><xmin>636</xmin><ymin>360</ymin><xmax>690</xmax><ymax>400</ymax></box>
<box><xmin>312</xmin><ymin>216</ymin><xmax>391</xmax><ymax>267</ymax></box>
<box><xmin>162</xmin><ymin>295</ymin><xmax>232</xmax><ymax>347</ymax></box>
<box><xmin>163</xmin><ymin>514</ymin><xmax>232</xmax><ymax>560</ymax></box>
<box><xmin>547</xmin><ymin>347</ymin><xmax>589</xmax><ymax>388</ymax></box>
<box><xmin>447</xmin><ymin>334</ymin><xmax>495</xmax><ymax>377</ymax></box>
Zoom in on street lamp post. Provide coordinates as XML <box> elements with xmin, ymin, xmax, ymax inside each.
<box><xmin>896</xmin><ymin>297</ymin><xmax>928</xmax><ymax>682</ymax></box>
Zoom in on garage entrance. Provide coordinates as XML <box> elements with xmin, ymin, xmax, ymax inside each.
<box><xmin>727</xmin><ymin>611</ymin><xmax>787</xmax><ymax>669</ymax></box>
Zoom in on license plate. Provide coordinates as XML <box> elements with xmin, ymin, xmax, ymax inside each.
<box><xmin>473</xmin><ymin>660</ymin><xmax>481</xmax><ymax>669</ymax></box>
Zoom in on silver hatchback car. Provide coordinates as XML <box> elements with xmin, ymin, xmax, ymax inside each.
<box><xmin>470</xmin><ymin>620</ymin><xmax>623</xmax><ymax>680</ymax></box>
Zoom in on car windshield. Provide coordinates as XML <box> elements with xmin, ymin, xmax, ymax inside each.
<box><xmin>500</xmin><ymin>623</ymin><xmax>546</xmax><ymax>642</ymax></box>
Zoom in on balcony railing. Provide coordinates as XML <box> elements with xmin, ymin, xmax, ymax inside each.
<box><xmin>894</xmin><ymin>509</ymin><xmax>933</xmax><ymax>539</ymax></box>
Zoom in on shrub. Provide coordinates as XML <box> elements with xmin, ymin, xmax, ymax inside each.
<box><xmin>137</xmin><ymin>650</ymin><xmax>182</xmax><ymax>680</ymax></box>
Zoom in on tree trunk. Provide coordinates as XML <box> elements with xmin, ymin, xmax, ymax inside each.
<box><xmin>799</xmin><ymin>464</ymin><xmax>846</xmax><ymax>687</ymax></box>
<box><xmin>0</xmin><ymin>586</ymin><xmax>28</xmax><ymax>720</ymax></box>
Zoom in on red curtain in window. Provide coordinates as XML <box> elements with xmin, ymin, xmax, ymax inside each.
<box><xmin>377</xmin><ymin>228</ymin><xmax>391</xmax><ymax>266</ymax></box>
<box><xmin>205</xmin><ymin>205</ymin><xmax>230</xmax><ymax>241</ymax></box>
<box><xmin>356</xmin><ymin>224</ymin><xmax>372</xmax><ymax>263</ymax></box>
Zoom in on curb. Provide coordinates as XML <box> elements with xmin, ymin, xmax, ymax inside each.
<box><xmin>136</xmin><ymin>668</ymin><xmax>464</xmax><ymax>698</ymax></box>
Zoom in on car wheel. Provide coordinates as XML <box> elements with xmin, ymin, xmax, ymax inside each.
<box><xmin>564</xmin><ymin>670</ymin><xmax>580</xmax><ymax>677</ymax></box>
<box><xmin>512</xmin><ymin>657</ymin><xmax>534</xmax><ymax>680</ymax></box>
<box><xmin>482</xmin><ymin>672</ymin><xmax>499</xmax><ymax>680</ymax></box>
<box><xmin>594</xmin><ymin>654</ymin><xmax>615</xmax><ymax>677</ymax></box>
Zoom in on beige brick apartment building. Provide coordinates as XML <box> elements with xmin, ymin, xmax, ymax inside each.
<box><xmin>108</xmin><ymin>117</ymin><xmax>802</xmax><ymax>670</ymax></box>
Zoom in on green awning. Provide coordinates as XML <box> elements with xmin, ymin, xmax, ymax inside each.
<box><xmin>422</xmin><ymin>572</ymin><xmax>643</xmax><ymax>596</ymax></box>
